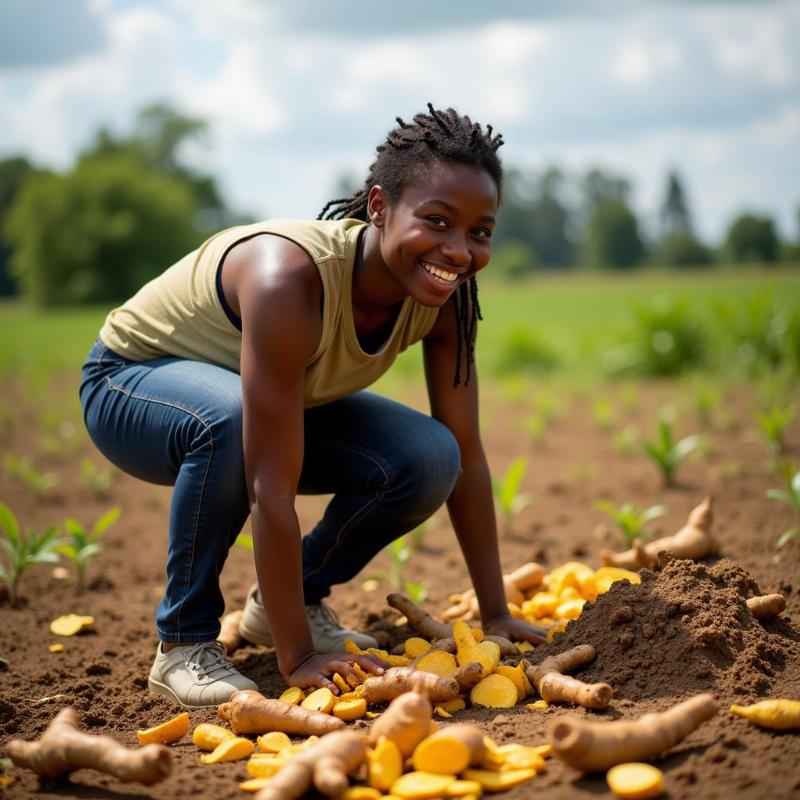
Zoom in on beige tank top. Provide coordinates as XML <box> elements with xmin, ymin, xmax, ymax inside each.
<box><xmin>99</xmin><ymin>218</ymin><xmax>439</xmax><ymax>407</ymax></box>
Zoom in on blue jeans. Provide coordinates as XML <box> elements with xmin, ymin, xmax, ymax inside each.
<box><xmin>79</xmin><ymin>339</ymin><xmax>461</xmax><ymax>644</ymax></box>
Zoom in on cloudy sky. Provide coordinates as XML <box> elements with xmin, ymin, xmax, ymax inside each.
<box><xmin>1</xmin><ymin>0</ymin><xmax>798</xmax><ymax>243</ymax></box>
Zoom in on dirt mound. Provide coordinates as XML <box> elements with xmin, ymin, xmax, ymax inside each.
<box><xmin>536</xmin><ymin>556</ymin><xmax>798</xmax><ymax>702</ymax></box>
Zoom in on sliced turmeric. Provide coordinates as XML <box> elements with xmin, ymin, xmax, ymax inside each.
<box><xmin>412</xmin><ymin>723</ymin><xmax>486</xmax><ymax>774</ymax></box>
<box><xmin>278</xmin><ymin>686</ymin><xmax>305</xmax><ymax>705</ymax></box>
<box><xmin>332</xmin><ymin>698</ymin><xmax>367</xmax><ymax>721</ymax></box>
<box><xmin>461</xmin><ymin>767</ymin><xmax>537</xmax><ymax>791</ymax></box>
<box><xmin>606</xmin><ymin>762</ymin><xmax>664</xmax><ymax>799</ymax></box>
<box><xmin>391</xmin><ymin>770</ymin><xmax>457</xmax><ymax>799</ymax></box>
<box><xmin>453</xmin><ymin>621</ymin><xmax>493</xmax><ymax>677</ymax></box>
<box><xmin>405</xmin><ymin>636</ymin><xmax>432</xmax><ymax>658</ymax></box>
<box><xmin>301</xmin><ymin>687</ymin><xmax>336</xmax><ymax>714</ymax></box>
<box><xmin>49</xmin><ymin>614</ymin><xmax>95</xmax><ymax>637</ymax></box>
<box><xmin>199</xmin><ymin>736</ymin><xmax>255</xmax><ymax>764</ymax></box>
<box><xmin>730</xmin><ymin>699</ymin><xmax>800</xmax><ymax>730</ymax></box>
<box><xmin>135</xmin><ymin>711</ymin><xmax>190</xmax><ymax>746</ymax></box>
<box><xmin>367</xmin><ymin>736</ymin><xmax>403</xmax><ymax>791</ymax></box>
<box><xmin>256</xmin><ymin>731</ymin><xmax>292</xmax><ymax>752</ymax></box>
<box><xmin>470</xmin><ymin>673</ymin><xmax>519</xmax><ymax>708</ymax></box>
<box><xmin>192</xmin><ymin>722</ymin><xmax>236</xmax><ymax>751</ymax></box>
<box><xmin>415</xmin><ymin>650</ymin><xmax>458</xmax><ymax>676</ymax></box>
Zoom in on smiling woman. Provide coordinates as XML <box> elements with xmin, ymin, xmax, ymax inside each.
<box><xmin>78</xmin><ymin>104</ymin><xmax>547</xmax><ymax>710</ymax></box>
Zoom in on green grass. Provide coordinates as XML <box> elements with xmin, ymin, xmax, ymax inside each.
<box><xmin>1</xmin><ymin>267</ymin><xmax>798</xmax><ymax>391</ymax></box>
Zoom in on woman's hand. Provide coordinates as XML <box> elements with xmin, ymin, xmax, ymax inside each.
<box><xmin>286</xmin><ymin>652</ymin><xmax>387</xmax><ymax>694</ymax></box>
<box><xmin>483</xmin><ymin>615</ymin><xmax>548</xmax><ymax>646</ymax></box>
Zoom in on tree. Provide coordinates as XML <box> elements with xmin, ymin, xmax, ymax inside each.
<box><xmin>724</xmin><ymin>213</ymin><xmax>779</xmax><ymax>264</ymax></box>
<box><xmin>660</xmin><ymin>170</ymin><xmax>691</xmax><ymax>236</ymax></box>
<box><xmin>4</xmin><ymin>153</ymin><xmax>201</xmax><ymax>306</ymax></box>
<box><xmin>585</xmin><ymin>199</ymin><xmax>645</xmax><ymax>269</ymax></box>
<box><xmin>0</xmin><ymin>156</ymin><xmax>41</xmax><ymax>296</ymax></box>
<box><xmin>655</xmin><ymin>231</ymin><xmax>713</xmax><ymax>268</ymax></box>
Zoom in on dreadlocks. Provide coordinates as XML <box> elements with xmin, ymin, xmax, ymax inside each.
<box><xmin>318</xmin><ymin>104</ymin><xmax>504</xmax><ymax>387</ymax></box>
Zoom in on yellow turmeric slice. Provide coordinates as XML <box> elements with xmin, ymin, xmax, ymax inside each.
<box><xmin>494</xmin><ymin>664</ymin><xmax>530</xmax><ymax>702</ymax></box>
<box><xmin>404</xmin><ymin>637</ymin><xmax>432</xmax><ymax>658</ymax></box>
<box><xmin>391</xmin><ymin>770</ymin><xmax>457</xmax><ymax>799</ymax></box>
<box><xmin>49</xmin><ymin>614</ymin><xmax>95</xmax><ymax>637</ymax></box>
<box><xmin>48</xmin><ymin>644</ymin><xmax>64</xmax><ymax>653</ymax></box>
<box><xmin>415</xmin><ymin>650</ymin><xmax>458</xmax><ymax>676</ymax></box>
<box><xmin>135</xmin><ymin>711</ymin><xmax>190</xmax><ymax>746</ymax></box>
<box><xmin>339</xmin><ymin>787</ymin><xmax>382</xmax><ymax>800</ymax></box>
<box><xmin>278</xmin><ymin>686</ymin><xmax>305</xmax><ymax>705</ymax></box>
<box><xmin>606</xmin><ymin>763</ymin><xmax>664</xmax><ymax>799</ymax></box>
<box><xmin>444</xmin><ymin>779</ymin><xmax>484</xmax><ymax>796</ymax></box>
<box><xmin>199</xmin><ymin>736</ymin><xmax>255</xmax><ymax>764</ymax></box>
<box><xmin>246</xmin><ymin>754</ymin><xmax>286</xmax><ymax>778</ymax></box>
<box><xmin>301</xmin><ymin>687</ymin><xmax>336</xmax><ymax>714</ymax></box>
<box><xmin>332</xmin><ymin>672</ymin><xmax>351</xmax><ymax>693</ymax></box>
<box><xmin>412</xmin><ymin>723</ymin><xmax>485</xmax><ymax>774</ymax></box>
<box><xmin>462</xmin><ymin>767</ymin><xmax>537</xmax><ymax>791</ymax></box>
<box><xmin>453</xmin><ymin>621</ymin><xmax>493</xmax><ymax>677</ymax></box>
<box><xmin>730</xmin><ymin>699</ymin><xmax>800</xmax><ymax>730</ymax></box>
<box><xmin>367</xmin><ymin>737</ymin><xmax>403</xmax><ymax>791</ymax></box>
<box><xmin>470</xmin><ymin>674</ymin><xmax>518</xmax><ymax>708</ymax></box>
<box><xmin>239</xmin><ymin>777</ymin><xmax>272</xmax><ymax>792</ymax></box>
<box><xmin>332</xmin><ymin>698</ymin><xmax>367</xmax><ymax>721</ymax></box>
<box><xmin>256</xmin><ymin>731</ymin><xmax>292</xmax><ymax>752</ymax></box>
<box><xmin>192</xmin><ymin>722</ymin><xmax>236</xmax><ymax>751</ymax></box>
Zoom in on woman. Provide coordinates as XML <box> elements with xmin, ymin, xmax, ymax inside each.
<box><xmin>80</xmin><ymin>104</ymin><xmax>547</xmax><ymax>709</ymax></box>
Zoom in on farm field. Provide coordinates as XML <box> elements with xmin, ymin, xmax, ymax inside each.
<box><xmin>0</xmin><ymin>268</ymin><xmax>799</xmax><ymax>799</ymax></box>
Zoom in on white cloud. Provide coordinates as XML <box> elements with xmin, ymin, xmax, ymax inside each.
<box><xmin>613</xmin><ymin>39</ymin><xmax>684</xmax><ymax>87</ymax></box>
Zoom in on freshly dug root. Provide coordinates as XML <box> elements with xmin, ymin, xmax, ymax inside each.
<box><xmin>730</xmin><ymin>699</ymin><xmax>800</xmax><ymax>730</ymax></box>
<box><xmin>218</xmin><ymin>610</ymin><xmax>244</xmax><ymax>654</ymax></box>
<box><xmin>602</xmin><ymin>497</ymin><xmax>715</xmax><ymax>569</ymax></box>
<box><xmin>453</xmin><ymin>661</ymin><xmax>485</xmax><ymax>691</ymax></box>
<box><xmin>253</xmin><ymin>730</ymin><xmax>367</xmax><ymax>800</ymax></box>
<box><xmin>368</xmin><ymin>676</ymin><xmax>433</xmax><ymax>756</ymax></box>
<box><xmin>548</xmin><ymin>693</ymin><xmax>719</xmax><ymax>771</ymax></box>
<box><xmin>453</xmin><ymin>621</ymin><xmax>493</xmax><ymax>677</ymax></box>
<box><xmin>525</xmin><ymin>645</ymin><xmax>613</xmax><ymax>709</ymax></box>
<box><xmin>219</xmin><ymin>689</ymin><xmax>345</xmax><ymax>735</ymax></box>
<box><xmin>746</xmin><ymin>593</ymin><xmax>786</xmax><ymax>620</ymax></box>
<box><xmin>412</xmin><ymin>723</ymin><xmax>486</xmax><ymax>773</ymax></box>
<box><xmin>362</xmin><ymin>667</ymin><xmax>460</xmax><ymax>704</ymax></box>
<box><xmin>606</xmin><ymin>763</ymin><xmax>664</xmax><ymax>799</ymax></box>
<box><xmin>387</xmin><ymin>593</ymin><xmax>452</xmax><ymax>640</ymax></box>
<box><xmin>6</xmin><ymin>707</ymin><xmax>172</xmax><ymax>785</ymax></box>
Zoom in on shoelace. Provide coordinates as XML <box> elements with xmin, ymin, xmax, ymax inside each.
<box><xmin>185</xmin><ymin>641</ymin><xmax>234</xmax><ymax>681</ymax></box>
<box><xmin>306</xmin><ymin>602</ymin><xmax>343</xmax><ymax>633</ymax></box>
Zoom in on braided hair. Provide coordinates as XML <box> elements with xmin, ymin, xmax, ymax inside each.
<box><xmin>318</xmin><ymin>104</ymin><xmax>504</xmax><ymax>387</ymax></box>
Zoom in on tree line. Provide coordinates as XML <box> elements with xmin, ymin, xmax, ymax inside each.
<box><xmin>0</xmin><ymin>104</ymin><xmax>797</xmax><ymax>306</ymax></box>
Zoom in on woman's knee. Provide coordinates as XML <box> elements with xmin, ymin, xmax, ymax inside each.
<box><xmin>396</xmin><ymin>418</ymin><xmax>461</xmax><ymax>507</ymax></box>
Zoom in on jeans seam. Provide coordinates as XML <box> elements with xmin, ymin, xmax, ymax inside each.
<box><xmin>103</xmin><ymin>376</ymin><xmax>214</xmax><ymax>641</ymax></box>
<box><xmin>303</xmin><ymin>438</ymin><xmax>393</xmax><ymax>581</ymax></box>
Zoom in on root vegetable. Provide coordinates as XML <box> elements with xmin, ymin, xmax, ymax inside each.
<box><xmin>470</xmin><ymin>673</ymin><xmax>519</xmax><ymax>708</ymax></box>
<box><xmin>602</xmin><ymin>497</ymin><xmax>715</xmax><ymax>569</ymax></box>
<box><xmin>746</xmin><ymin>594</ymin><xmax>786</xmax><ymax>620</ymax></box>
<box><xmin>412</xmin><ymin>723</ymin><xmax>486</xmax><ymax>773</ymax></box>
<box><xmin>252</xmin><ymin>730</ymin><xmax>367</xmax><ymax>800</ymax></box>
<box><xmin>301</xmin><ymin>687</ymin><xmax>336</xmax><ymax>714</ymax></box>
<box><xmin>362</xmin><ymin>667</ymin><xmax>460</xmax><ymax>704</ymax></box>
<box><xmin>461</xmin><ymin>768</ymin><xmax>537</xmax><ymax>792</ymax></box>
<box><xmin>415</xmin><ymin>650</ymin><xmax>458</xmax><ymax>676</ymax></box>
<box><xmin>453</xmin><ymin>621</ymin><xmax>493</xmax><ymax>677</ymax></box>
<box><xmin>437</xmin><ymin>697</ymin><xmax>466</xmax><ymax>715</ymax></box>
<box><xmin>606</xmin><ymin>762</ymin><xmax>665</xmax><ymax>799</ymax></box>
<box><xmin>387</xmin><ymin>593</ymin><xmax>453</xmax><ymax>640</ymax></box>
<box><xmin>367</xmin><ymin>736</ymin><xmax>403</xmax><ymax>791</ymax></box>
<box><xmin>525</xmin><ymin>645</ymin><xmax>613</xmax><ymax>709</ymax></box>
<box><xmin>279</xmin><ymin>686</ymin><xmax>305</xmax><ymax>705</ymax></box>
<box><xmin>496</xmin><ymin>744</ymin><xmax>546</xmax><ymax>771</ymax></box>
<box><xmin>257</xmin><ymin>731</ymin><xmax>292</xmax><ymax>752</ymax></box>
<box><xmin>453</xmin><ymin>661</ymin><xmax>485</xmax><ymax>691</ymax></box>
<box><xmin>218</xmin><ymin>610</ymin><xmax>243</xmax><ymax>654</ymax></box>
<box><xmin>49</xmin><ymin>614</ymin><xmax>94</xmax><ymax>636</ymax></box>
<box><xmin>730</xmin><ymin>699</ymin><xmax>800</xmax><ymax>730</ymax></box>
<box><xmin>199</xmin><ymin>736</ymin><xmax>255</xmax><ymax>764</ymax></box>
<box><xmin>192</xmin><ymin>723</ymin><xmax>236</xmax><ymax>751</ymax></box>
<box><xmin>494</xmin><ymin>664</ymin><xmax>532</xmax><ymax>701</ymax></box>
<box><xmin>368</xmin><ymin>677</ymin><xmax>433</xmax><ymax>756</ymax></box>
<box><xmin>6</xmin><ymin>707</ymin><xmax>172</xmax><ymax>785</ymax></box>
<box><xmin>219</xmin><ymin>689</ymin><xmax>345</xmax><ymax>735</ymax></box>
<box><xmin>478</xmin><ymin>639</ymin><xmax>501</xmax><ymax>671</ymax></box>
<box><xmin>405</xmin><ymin>637</ymin><xmax>432</xmax><ymax>658</ymax></box>
<box><xmin>391</xmin><ymin>770</ymin><xmax>456</xmax><ymax>799</ymax></box>
<box><xmin>332</xmin><ymin>698</ymin><xmax>367</xmax><ymax>721</ymax></box>
<box><xmin>135</xmin><ymin>711</ymin><xmax>190</xmax><ymax>746</ymax></box>
<box><xmin>548</xmin><ymin>693</ymin><xmax>718</xmax><ymax>772</ymax></box>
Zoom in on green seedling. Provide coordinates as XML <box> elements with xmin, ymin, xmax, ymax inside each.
<box><xmin>57</xmin><ymin>507</ymin><xmax>121</xmax><ymax>593</ymax></box>
<box><xmin>593</xmin><ymin>500</ymin><xmax>667</xmax><ymax>547</ymax></box>
<box><xmin>612</xmin><ymin>424</ymin><xmax>640</xmax><ymax>457</ymax></box>
<box><xmin>4</xmin><ymin>453</ymin><xmax>58</xmax><ymax>498</ymax></box>
<box><xmin>403</xmin><ymin>580</ymin><xmax>428</xmax><ymax>605</ymax></box>
<box><xmin>533</xmin><ymin>392</ymin><xmax>559</xmax><ymax>424</ymax></box>
<box><xmin>756</xmin><ymin>403</ymin><xmax>795</xmax><ymax>459</ymax></box>
<box><xmin>370</xmin><ymin>535</ymin><xmax>427</xmax><ymax>599</ymax></box>
<box><xmin>0</xmin><ymin>502</ymin><xmax>62</xmax><ymax>607</ymax></box>
<box><xmin>766</xmin><ymin>467</ymin><xmax>800</xmax><ymax>548</ymax></box>
<box><xmin>692</xmin><ymin>386</ymin><xmax>721</xmax><ymax>429</ymax></box>
<box><xmin>525</xmin><ymin>413</ymin><xmax>548</xmax><ymax>446</ymax></box>
<box><xmin>592</xmin><ymin>397</ymin><xmax>615</xmax><ymax>432</ymax></box>
<box><xmin>643</xmin><ymin>415</ymin><xmax>702</xmax><ymax>487</ymax></box>
<box><xmin>80</xmin><ymin>458</ymin><xmax>116</xmax><ymax>499</ymax></box>
<box><xmin>492</xmin><ymin>456</ymin><xmax>533</xmax><ymax>538</ymax></box>
<box><xmin>618</xmin><ymin>382</ymin><xmax>640</xmax><ymax>415</ymax></box>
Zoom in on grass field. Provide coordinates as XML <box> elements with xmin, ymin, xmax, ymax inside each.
<box><xmin>1</xmin><ymin>266</ymin><xmax>798</xmax><ymax>388</ymax></box>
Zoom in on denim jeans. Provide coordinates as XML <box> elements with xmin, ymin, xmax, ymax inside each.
<box><xmin>79</xmin><ymin>339</ymin><xmax>461</xmax><ymax>644</ymax></box>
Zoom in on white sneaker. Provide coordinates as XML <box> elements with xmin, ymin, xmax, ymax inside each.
<box><xmin>238</xmin><ymin>583</ymin><xmax>379</xmax><ymax>652</ymax></box>
<box><xmin>148</xmin><ymin>641</ymin><xmax>257</xmax><ymax>709</ymax></box>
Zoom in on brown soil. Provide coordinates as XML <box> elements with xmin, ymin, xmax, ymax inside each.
<box><xmin>1</xmin><ymin>376</ymin><xmax>798</xmax><ymax>799</ymax></box>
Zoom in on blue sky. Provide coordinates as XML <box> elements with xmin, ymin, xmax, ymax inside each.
<box><xmin>1</xmin><ymin>0</ymin><xmax>798</xmax><ymax>242</ymax></box>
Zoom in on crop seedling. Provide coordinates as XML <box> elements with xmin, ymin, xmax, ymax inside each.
<box><xmin>642</xmin><ymin>412</ymin><xmax>702</xmax><ymax>487</ymax></box>
<box><xmin>57</xmin><ymin>506</ymin><xmax>121</xmax><ymax>592</ymax></box>
<box><xmin>593</xmin><ymin>500</ymin><xmax>667</xmax><ymax>547</ymax></box>
<box><xmin>525</xmin><ymin>413</ymin><xmax>548</xmax><ymax>446</ymax></box>
<box><xmin>0</xmin><ymin>502</ymin><xmax>62</xmax><ymax>607</ymax></box>
<box><xmin>592</xmin><ymin>397</ymin><xmax>615</xmax><ymax>432</ymax></box>
<box><xmin>4</xmin><ymin>453</ymin><xmax>58</xmax><ymax>498</ymax></box>
<box><xmin>756</xmin><ymin>403</ymin><xmax>795</xmax><ymax>460</ymax></box>
<box><xmin>492</xmin><ymin>456</ymin><xmax>533</xmax><ymax>538</ymax></box>
<box><xmin>612</xmin><ymin>424</ymin><xmax>639</xmax><ymax>457</ymax></box>
<box><xmin>766</xmin><ymin>467</ymin><xmax>800</xmax><ymax>548</ymax></box>
<box><xmin>80</xmin><ymin>458</ymin><xmax>116</xmax><ymax>500</ymax></box>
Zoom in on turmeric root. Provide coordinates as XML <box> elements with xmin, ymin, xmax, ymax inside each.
<box><xmin>470</xmin><ymin>673</ymin><xmax>519</xmax><ymax>708</ymax></box>
<box><xmin>362</xmin><ymin>667</ymin><xmax>460</xmax><ymax>704</ymax></box>
<box><xmin>367</xmin><ymin>737</ymin><xmax>403</xmax><ymax>791</ymax></box>
<box><xmin>6</xmin><ymin>707</ymin><xmax>172</xmax><ymax>785</ymax></box>
<box><xmin>548</xmin><ymin>693</ymin><xmax>719</xmax><ymax>771</ymax></box>
<box><xmin>606</xmin><ymin>763</ymin><xmax>664</xmax><ymax>799</ymax></box>
<box><xmin>746</xmin><ymin>593</ymin><xmax>786</xmax><ymax>620</ymax></box>
<box><xmin>252</xmin><ymin>730</ymin><xmax>367</xmax><ymax>800</ymax></box>
<box><xmin>412</xmin><ymin>723</ymin><xmax>486</xmax><ymax>773</ymax></box>
<box><xmin>387</xmin><ymin>593</ymin><xmax>452</xmax><ymax>640</ymax></box>
<box><xmin>368</xmin><ymin>676</ymin><xmax>433</xmax><ymax>756</ymax></box>
<box><xmin>602</xmin><ymin>497</ymin><xmax>715</xmax><ymax>569</ymax></box>
<box><xmin>730</xmin><ymin>699</ymin><xmax>800</xmax><ymax>730</ymax></box>
<box><xmin>453</xmin><ymin>661</ymin><xmax>485</xmax><ymax>691</ymax></box>
<box><xmin>218</xmin><ymin>610</ymin><xmax>244</xmax><ymax>654</ymax></box>
<box><xmin>135</xmin><ymin>711</ymin><xmax>190</xmax><ymax>746</ymax></box>
<box><xmin>524</xmin><ymin>645</ymin><xmax>613</xmax><ymax>709</ymax></box>
<box><xmin>219</xmin><ymin>689</ymin><xmax>345</xmax><ymax>735</ymax></box>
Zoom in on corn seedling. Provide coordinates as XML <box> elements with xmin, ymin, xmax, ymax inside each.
<box><xmin>56</xmin><ymin>507</ymin><xmax>120</xmax><ymax>592</ymax></box>
<box><xmin>0</xmin><ymin>502</ymin><xmax>62</xmax><ymax>607</ymax></box>
<box><xmin>4</xmin><ymin>453</ymin><xmax>58</xmax><ymax>498</ymax></box>
<box><xmin>403</xmin><ymin>580</ymin><xmax>428</xmax><ymax>605</ymax></box>
<box><xmin>756</xmin><ymin>403</ymin><xmax>795</xmax><ymax>459</ymax></box>
<box><xmin>371</xmin><ymin>536</ymin><xmax>428</xmax><ymax>602</ymax></box>
<box><xmin>492</xmin><ymin>456</ymin><xmax>533</xmax><ymax>538</ymax></box>
<box><xmin>643</xmin><ymin>415</ymin><xmax>702</xmax><ymax>487</ymax></box>
<box><xmin>593</xmin><ymin>500</ymin><xmax>667</xmax><ymax>547</ymax></box>
<box><xmin>80</xmin><ymin>458</ymin><xmax>116</xmax><ymax>499</ymax></box>
<box><xmin>766</xmin><ymin>467</ymin><xmax>800</xmax><ymax>548</ymax></box>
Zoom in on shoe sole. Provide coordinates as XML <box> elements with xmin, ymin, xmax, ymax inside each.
<box><xmin>147</xmin><ymin>676</ymin><xmax>219</xmax><ymax>710</ymax></box>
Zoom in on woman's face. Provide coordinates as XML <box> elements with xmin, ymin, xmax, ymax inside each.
<box><xmin>368</xmin><ymin>160</ymin><xmax>499</xmax><ymax>306</ymax></box>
